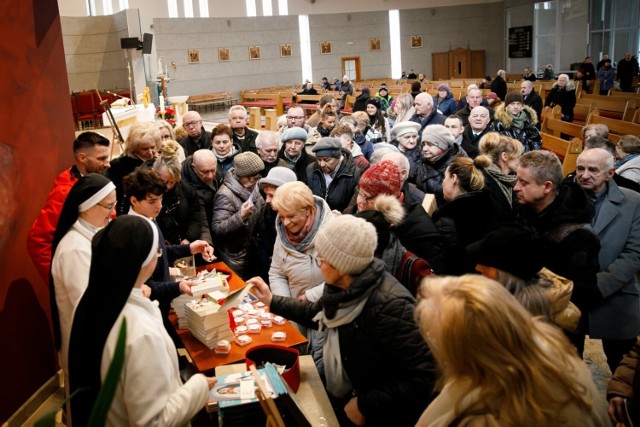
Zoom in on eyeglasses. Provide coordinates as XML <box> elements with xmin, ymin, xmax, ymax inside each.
<box><xmin>356</xmin><ymin>186</ymin><xmax>375</xmax><ymax>203</ymax></box>
<box><xmin>183</xmin><ymin>120</ymin><xmax>201</xmax><ymax>128</ymax></box>
<box><xmin>314</xmin><ymin>256</ymin><xmax>324</xmax><ymax>267</ymax></box>
<box><xmin>96</xmin><ymin>202</ymin><xmax>116</xmax><ymax>211</ymax></box>
<box><xmin>156</xmin><ymin>247</ymin><xmax>163</xmax><ymax>258</ymax></box>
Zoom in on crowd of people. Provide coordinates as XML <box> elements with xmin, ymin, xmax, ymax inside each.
<box><xmin>26</xmin><ymin>68</ymin><xmax>640</xmax><ymax>426</ymax></box>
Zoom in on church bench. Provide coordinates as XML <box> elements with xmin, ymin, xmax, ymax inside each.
<box><xmin>541</xmin><ymin>133</ymin><xmax>583</xmax><ymax>176</ymax></box>
<box><xmin>540</xmin><ymin>116</ymin><xmax>583</xmax><ymax>140</ymax></box>
<box><xmin>587</xmin><ymin>111</ymin><xmax>640</xmax><ymax>138</ymax></box>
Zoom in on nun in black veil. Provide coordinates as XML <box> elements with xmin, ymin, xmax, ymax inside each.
<box><xmin>68</xmin><ymin>215</ymin><xmax>216</xmax><ymax>426</ymax></box>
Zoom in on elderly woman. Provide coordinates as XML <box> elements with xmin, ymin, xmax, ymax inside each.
<box><xmin>393</xmin><ymin>93</ymin><xmax>417</xmax><ymax>124</ymax></box>
<box><xmin>51</xmin><ymin>174</ymin><xmax>115</xmax><ymax>420</ymax></box>
<box><xmin>153</xmin><ymin>143</ymin><xmax>209</xmax><ymax>245</ymax></box>
<box><xmin>308</xmin><ymin>137</ymin><xmax>361</xmax><ymax>212</ymax></box>
<box><xmin>212</xmin><ymin>152</ymin><xmax>264</xmax><ymax>279</ymax></box>
<box><xmin>544</xmin><ymin>73</ymin><xmax>577</xmax><ymax>122</ymax></box>
<box><xmin>211</xmin><ymin>124</ymin><xmax>241</xmax><ymax>180</ymax></box>
<box><xmin>493</xmin><ymin>91</ymin><xmax>541</xmax><ymax>152</ymax></box>
<box><xmin>615</xmin><ymin>135</ymin><xmax>640</xmax><ymax>184</ymax></box>
<box><xmin>433</xmin><ymin>84</ymin><xmax>457</xmax><ymax>116</ymax></box>
<box><xmin>107</xmin><ymin>121</ymin><xmax>160</xmax><ymax>215</ymax></box>
<box><xmin>155</xmin><ymin>120</ymin><xmax>185</xmax><ymax>163</ymax></box>
<box><xmin>411</xmin><ymin>124</ymin><xmax>468</xmax><ymax>206</ymax></box>
<box><xmin>248</xmin><ymin>215</ymin><xmax>436</xmax><ymax>426</ymax></box>
<box><xmin>475</xmin><ymin>133</ymin><xmax>523</xmax><ymax>223</ymax></box>
<box><xmin>68</xmin><ymin>216</ymin><xmax>216</xmax><ymax>426</ymax></box>
<box><xmin>391</xmin><ymin>121</ymin><xmax>421</xmax><ymax>174</ymax></box>
<box><xmin>543</xmin><ymin>63</ymin><xmax>556</xmax><ymax>80</ymax></box>
<box><xmin>415</xmin><ymin>275</ymin><xmax>608</xmax><ymax>426</ymax></box>
<box><xmin>432</xmin><ymin>157</ymin><xmax>493</xmax><ymax>275</ymax></box>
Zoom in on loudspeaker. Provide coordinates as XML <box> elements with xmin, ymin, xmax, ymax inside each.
<box><xmin>142</xmin><ymin>33</ymin><xmax>153</xmax><ymax>54</ymax></box>
<box><xmin>120</xmin><ymin>37</ymin><xmax>140</xmax><ymax>49</ymax></box>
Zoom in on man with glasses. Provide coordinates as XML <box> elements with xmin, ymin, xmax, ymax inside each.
<box><xmin>124</xmin><ymin>168</ymin><xmax>214</xmax><ymax>353</ymax></box>
<box><xmin>179</xmin><ymin>111</ymin><xmax>211</xmax><ymax>156</ymax></box>
<box><xmin>28</xmin><ymin>132</ymin><xmax>111</xmax><ymax>282</ymax></box>
<box><xmin>283</xmin><ymin>106</ymin><xmax>312</xmax><ymax>134</ymax></box>
<box><xmin>255</xmin><ymin>131</ymin><xmax>286</xmax><ymax>176</ymax></box>
<box><xmin>228</xmin><ymin>105</ymin><xmax>258</xmax><ymax>154</ymax></box>
<box><xmin>181</xmin><ymin>149</ymin><xmax>221</xmax><ymax>241</ymax></box>
<box><xmin>278</xmin><ymin>126</ymin><xmax>316</xmax><ymax>183</ymax></box>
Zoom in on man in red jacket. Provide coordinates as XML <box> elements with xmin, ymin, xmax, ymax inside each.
<box><xmin>27</xmin><ymin>132</ymin><xmax>111</xmax><ymax>282</ymax></box>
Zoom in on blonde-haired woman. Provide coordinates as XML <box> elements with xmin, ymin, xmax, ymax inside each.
<box><xmin>415</xmin><ymin>275</ymin><xmax>609</xmax><ymax>427</ymax></box>
<box><xmin>108</xmin><ymin>121</ymin><xmax>161</xmax><ymax>215</ymax></box>
<box><xmin>155</xmin><ymin>120</ymin><xmax>185</xmax><ymax>163</ymax></box>
<box><xmin>392</xmin><ymin>93</ymin><xmax>416</xmax><ymax>124</ymax></box>
<box><xmin>432</xmin><ymin>156</ymin><xmax>493</xmax><ymax>275</ymax></box>
<box><xmin>476</xmin><ymin>132</ymin><xmax>524</xmax><ymax>223</ymax></box>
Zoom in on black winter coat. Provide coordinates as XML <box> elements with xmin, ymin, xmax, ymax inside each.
<box><xmin>156</xmin><ymin>180</ymin><xmax>207</xmax><ymax>245</ymax></box>
<box><xmin>179</xmin><ymin>129</ymin><xmax>212</xmax><ymax>157</ymax></box>
<box><xmin>433</xmin><ymin>191</ymin><xmax>494</xmax><ymax>275</ymax></box>
<box><xmin>180</xmin><ymin>156</ymin><xmax>220</xmax><ymax>240</ymax></box>
<box><xmin>306</xmin><ymin>150</ymin><xmax>361</xmax><ymax>212</ymax></box>
<box><xmin>544</xmin><ymin>85</ymin><xmax>576</xmax><ymax>122</ymax></box>
<box><xmin>233</xmin><ymin>127</ymin><xmax>259</xmax><ymax>154</ymax></box>
<box><xmin>490</xmin><ymin>75</ymin><xmax>508</xmax><ymax>101</ymax></box>
<box><xmin>493</xmin><ymin>104</ymin><xmax>542</xmax><ymax>152</ymax></box>
<box><xmin>411</xmin><ymin>144</ymin><xmax>468</xmax><ymax>206</ymax></box>
<box><xmin>460</xmin><ymin>124</ymin><xmax>494</xmax><ymax>159</ymax></box>
<box><xmin>270</xmin><ymin>259</ymin><xmax>436</xmax><ymax>426</ymax></box>
<box><xmin>517</xmin><ymin>181</ymin><xmax>600</xmax><ymax>312</ymax></box>
<box><xmin>395</xmin><ymin>200</ymin><xmax>445</xmax><ymax>273</ymax></box>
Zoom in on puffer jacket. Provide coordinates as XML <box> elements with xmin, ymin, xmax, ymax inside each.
<box><xmin>433</xmin><ymin>91</ymin><xmax>457</xmax><ymax>116</ymax></box>
<box><xmin>27</xmin><ymin>166</ymin><xmax>81</xmax><ymax>282</ymax></box>
<box><xmin>493</xmin><ymin>104</ymin><xmax>542</xmax><ymax>152</ymax></box>
<box><xmin>544</xmin><ymin>80</ymin><xmax>577</xmax><ymax>122</ymax></box>
<box><xmin>607</xmin><ymin>337</ymin><xmax>640</xmax><ymax>425</ymax></box>
<box><xmin>270</xmin><ymin>259</ymin><xmax>436</xmax><ymax>426</ymax></box>
<box><xmin>211</xmin><ymin>169</ymin><xmax>264</xmax><ymax>279</ymax></box>
<box><xmin>269</xmin><ymin>196</ymin><xmax>331</xmax><ymax>300</ymax></box>
<box><xmin>411</xmin><ymin>144</ymin><xmax>468</xmax><ymax>206</ymax></box>
<box><xmin>306</xmin><ymin>149</ymin><xmax>362</xmax><ymax>212</ymax></box>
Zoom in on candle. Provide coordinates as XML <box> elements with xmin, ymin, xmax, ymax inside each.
<box><xmin>159</xmin><ymin>95</ymin><xmax>165</xmax><ymax>112</ymax></box>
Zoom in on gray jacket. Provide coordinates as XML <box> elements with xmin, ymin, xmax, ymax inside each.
<box><xmin>590</xmin><ymin>181</ymin><xmax>640</xmax><ymax>339</ymax></box>
<box><xmin>211</xmin><ymin>169</ymin><xmax>264</xmax><ymax>279</ymax></box>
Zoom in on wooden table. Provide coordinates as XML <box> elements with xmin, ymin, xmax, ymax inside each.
<box><xmin>170</xmin><ymin>262</ymin><xmax>308</xmax><ymax>374</ymax></box>
<box><xmin>215</xmin><ymin>355</ymin><xmax>339</xmax><ymax>427</ymax></box>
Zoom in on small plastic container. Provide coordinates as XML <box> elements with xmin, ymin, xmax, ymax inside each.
<box><xmin>215</xmin><ymin>340</ymin><xmax>231</xmax><ymax>355</ymax></box>
<box><xmin>248</xmin><ymin>323</ymin><xmax>262</xmax><ymax>334</ymax></box>
<box><xmin>273</xmin><ymin>315</ymin><xmax>286</xmax><ymax>326</ymax></box>
<box><xmin>271</xmin><ymin>331</ymin><xmax>286</xmax><ymax>342</ymax></box>
<box><xmin>235</xmin><ymin>335</ymin><xmax>252</xmax><ymax>346</ymax></box>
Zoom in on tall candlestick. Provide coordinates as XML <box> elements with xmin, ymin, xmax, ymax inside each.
<box><xmin>159</xmin><ymin>95</ymin><xmax>165</xmax><ymax>112</ymax></box>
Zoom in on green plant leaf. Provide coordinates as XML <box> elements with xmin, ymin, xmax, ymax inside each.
<box><xmin>87</xmin><ymin>317</ymin><xmax>128</xmax><ymax>426</ymax></box>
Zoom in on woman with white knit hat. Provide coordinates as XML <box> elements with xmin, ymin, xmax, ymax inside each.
<box><xmin>248</xmin><ymin>215</ymin><xmax>435</xmax><ymax>426</ymax></box>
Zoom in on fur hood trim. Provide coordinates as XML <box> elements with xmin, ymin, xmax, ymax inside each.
<box><xmin>371</xmin><ymin>194</ymin><xmax>405</xmax><ymax>226</ymax></box>
<box><xmin>494</xmin><ymin>104</ymin><xmax>539</xmax><ymax>128</ymax></box>
<box><xmin>552</xmin><ymin>80</ymin><xmax>576</xmax><ymax>91</ymax></box>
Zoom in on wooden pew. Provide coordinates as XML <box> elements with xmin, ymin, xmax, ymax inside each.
<box><xmin>341</xmin><ymin>95</ymin><xmax>357</xmax><ymax>114</ymax></box>
<box><xmin>576</xmin><ymin>94</ymin><xmax>636</xmax><ymax>121</ymax></box>
<box><xmin>540</xmin><ymin>116</ymin><xmax>583</xmax><ymax>140</ymax></box>
<box><xmin>587</xmin><ymin>111</ymin><xmax>640</xmax><ymax>138</ymax></box>
<box><xmin>240</xmin><ymin>92</ymin><xmax>284</xmax><ymax>116</ymax></box>
<box><xmin>541</xmin><ymin>133</ymin><xmax>583</xmax><ymax>176</ymax></box>
<box><xmin>572</xmin><ymin>103</ymin><xmax>593</xmax><ymax>124</ymax></box>
<box><xmin>187</xmin><ymin>92</ymin><xmax>235</xmax><ymax>113</ymax></box>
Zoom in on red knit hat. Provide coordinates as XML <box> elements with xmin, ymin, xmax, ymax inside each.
<box><xmin>358</xmin><ymin>160</ymin><xmax>403</xmax><ymax>197</ymax></box>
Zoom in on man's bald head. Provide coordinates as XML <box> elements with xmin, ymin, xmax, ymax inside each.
<box><xmin>192</xmin><ymin>149</ymin><xmax>217</xmax><ymax>185</ymax></box>
<box><xmin>381</xmin><ymin>151</ymin><xmax>410</xmax><ymax>183</ymax></box>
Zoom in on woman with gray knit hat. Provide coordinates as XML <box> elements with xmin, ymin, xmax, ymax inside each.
<box><xmin>212</xmin><ymin>151</ymin><xmax>265</xmax><ymax>279</ymax></box>
<box><xmin>411</xmin><ymin>124</ymin><xmax>468</xmax><ymax>206</ymax></box>
<box><xmin>493</xmin><ymin>90</ymin><xmax>541</xmax><ymax>152</ymax></box>
<box><xmin>247</xmin><ymin>215</ymin><xmax>436</xmax><ymax>427</ymax></box>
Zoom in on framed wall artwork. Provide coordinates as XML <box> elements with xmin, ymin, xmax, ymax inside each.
<box><xmin>411</xmin><ymin>35</ymin><xmax>423</xmax><ymax>49</ymax></box>
<box><xmin>369</xmin><ymin>38</ymin><xmax>381</xmax><ymax>51</ymax></box>
<box><xmin>280</xmin><ymin>44</ymin><xmax>292</xmax><ymax>57</ymax></box>
<box><xmin>218</xmin><ymin>48</ymin><xmax>230</xmax><ymax>61</ymax></box>
<box><xmin>249</xmin><ymin>46</ymin><xmax>261</xmax><ymax>60</ymax></box>
<box><xmin>320</xmin><ymin>41</ymin><xmax>332</xmax><ymax>55</ymax></box>
<box><xmin>188</xmin><ymin>49</ymin><xmax>200</xmax><ymax>63</ymax></box>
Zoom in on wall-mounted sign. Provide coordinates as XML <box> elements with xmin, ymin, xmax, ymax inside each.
<box><xmin>508</xmin><ymin>26</ymin><xmax>532</xmax><ymax>58</ymax></box>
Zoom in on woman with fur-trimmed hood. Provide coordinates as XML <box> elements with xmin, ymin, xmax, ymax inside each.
<box><xmin>543</xmin><ymin>73</ymin><xmax>577</xmax><ymax>122</ymax></box>
<box><xmin>494</xmin><ymin>90</ymin><xmax>542</xmax><ymax>152</ymax></box>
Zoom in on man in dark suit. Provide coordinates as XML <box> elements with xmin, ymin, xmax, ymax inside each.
<box><xmin>575</xmin><ymin>148</ymin><xmax>640</xmax><ymax>372</ymax></box>
<box><xmin>520</xmin><ymin>80</ymin><xmax>543</xmax><ymax>121</ymax></box>
<box><xmin>180</xmin><ymin>111</ymin><xmax>211</xmax><ymax>156</ymax></box>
